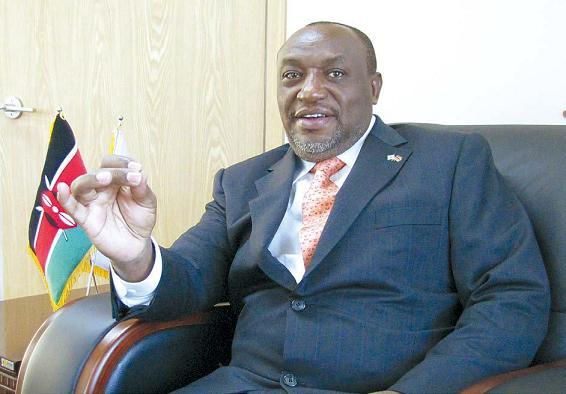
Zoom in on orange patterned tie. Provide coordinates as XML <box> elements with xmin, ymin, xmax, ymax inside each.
<box><xmin>299</xmin><ymin>157</ymin><xmax>345</xmax><ymax>267</ymax></box>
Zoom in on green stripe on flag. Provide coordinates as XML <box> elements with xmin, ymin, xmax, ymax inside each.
<box><xmin>45</xmin><ymin>227</ymin><xmax>92</xmax><ymax>303</ymax></box>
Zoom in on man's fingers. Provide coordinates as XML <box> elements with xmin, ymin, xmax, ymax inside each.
<box><xmin>100</xmin><ymin>154</ymin><xmax>142</xmax><ymax>171</ymax></box>
<box><xmin>95</xmin><ymin>168</ymin><xmax>144</xmax><ymax>187</ymax></box>
<box><xmin>100</xmin><ymin>154</ymin><xmax>131</xmax><ymax>168</ymax></box>
<box><xmin>125</xmin><ymin>171</ymin><xmax>142</xmax><ymax>186</ymax></box>
<box><xmin>56</xmin><ymin>182</ymin><xmax>72</xmax><ymax>205</ymax></box>
<box><xmin>70</xmin><ymin>173</ymin><xmax>105</xmax><ymax>204</ymax></box>
<box><xmin>69</xmin><ymin>168</ymin><xmax>143</xmax><ymax>201</ymax></box>
<box><xmin>56</xmin><ymin>183</ymin><xmax>89</xmax><ymax>225</ymax></box>
<box><xmin>130</xmin><ymin>172</ymin><xmax>157</xmax><ymax>208</ymax></box>
<box><xmin>94</xmin><ymin>155</ymin><xmax>144</xmax><ymax>189</ymax></box>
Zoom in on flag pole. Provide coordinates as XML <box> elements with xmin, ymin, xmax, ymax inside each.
<box><xmin>92</xmin><ymin>270</ymin><xmax>99</xmax><ymax>294</ymax></box>
<box><xmin>86</xmin><ymin>251</ymin><xmax>95</xmax><ymax>297</ymax></box>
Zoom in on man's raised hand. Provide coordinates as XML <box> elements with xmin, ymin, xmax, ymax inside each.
<box><xmin>56</xmin><ymin>155</ymin><xmax>157</xmax><ymax>282</ymax></box>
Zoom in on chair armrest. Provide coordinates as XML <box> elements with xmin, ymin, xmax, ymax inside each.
<box><xmin>17</xmin><ymin>293</ymin><xmax>116</xmax><ymax>394</ymax></box>
<box><xmin>17</xmin><ymin>293</ymin><xmax>235</xmax><ymax>394</ymax></box>
<box><xmin>460</xmin><ymin>358</ymin><xmax>566</xmax><ymax>394</ymax></box>
<box><xmin>78</xmin><ymin>303</ymin><xmax>234</xmax><ymax>393</ymax></box>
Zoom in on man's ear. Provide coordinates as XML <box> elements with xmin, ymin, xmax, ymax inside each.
<box><xmin>370</xmin><ymin>72</ymin><xmax>383</xmax><ymax>105</ymax></box>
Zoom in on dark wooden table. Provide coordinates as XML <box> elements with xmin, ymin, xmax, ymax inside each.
<box><xmin>0</xmin><ymin>285</ymin><xmax>109</xmax><ymax>394</ymax></box>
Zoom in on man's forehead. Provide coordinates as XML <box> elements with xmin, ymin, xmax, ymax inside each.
<box><xmin>282</xmin><ymin>25</ymin><xmax>357</xmax><ymax>49</ymax></box>
<box><xmin>278</xmin><ymin>25</ymin><xmax>362</xmax><ymax>64</ymax></box>
<box><xmin>279</xmin><ymin>53</ymin><xmax>347</xmax><ymax>67</ymax></box>
<box><xmin>288</xmin><ymin>27</ymin><xmax>329</xmax><ymax>45</ymax></box>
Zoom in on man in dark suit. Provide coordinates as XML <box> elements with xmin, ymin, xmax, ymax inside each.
<box><xmin>58</xmin><ymin>22</ymin><xmax>550</xmax><ymax>393</ymax></box>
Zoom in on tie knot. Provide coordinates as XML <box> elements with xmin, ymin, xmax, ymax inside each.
<box><xmin>312</xmin><ymin>157</ymin><xmax>345</xmax><ymax>178</ymax></box>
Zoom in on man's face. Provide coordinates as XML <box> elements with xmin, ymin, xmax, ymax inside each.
<box><xmin>277</xmin><ymin>24</ymin><xmax>382</xmax><ymax>162</ymax></box>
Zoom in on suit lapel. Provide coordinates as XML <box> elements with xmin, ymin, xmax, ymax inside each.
<box><xmin>249</xmin><ymin>147</ymin><xmax>298</xmax><ymax>289</ymax></box>
<box><xmin>305</xmin><ymin>117</ymin><xmax>413</xmax><ymax>274</ymax></box>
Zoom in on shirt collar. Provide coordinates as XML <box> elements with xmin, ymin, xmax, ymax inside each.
<box><xmin>294</xmin><ymin>115</ymin><xmax>376</xmax><ymax>182</ymax></box>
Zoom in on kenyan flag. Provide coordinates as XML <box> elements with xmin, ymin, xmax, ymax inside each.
<box><xmin>28</xmin><ymin>115</ymin><xmax>92</xmax><ymax>310</ymax></box>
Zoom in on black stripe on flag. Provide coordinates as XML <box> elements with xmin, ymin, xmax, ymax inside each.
<box><xmin>28</xmin><ymin>115</ymin><xmax>77</xmax><ymax>247</ymax></box>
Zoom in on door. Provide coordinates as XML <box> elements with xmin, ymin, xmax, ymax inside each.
<box><xmin>0</xmin><ymin>0</ymin><xmax>286</xmax><ymax>300</ymax></box>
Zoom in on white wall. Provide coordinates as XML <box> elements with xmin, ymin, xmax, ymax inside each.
<box><xmin>287</xmin><ymin>0</ymin><xmax>566</xmax><ymax>125</ymax></box>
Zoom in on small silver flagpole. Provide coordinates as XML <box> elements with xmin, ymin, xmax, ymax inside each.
<box><xmin>86</xmin><ymin>250</ymin><xmax>95</xmax><ymax>296</ymax></box>
<box><xmin>92</xmin><ymin>269</ymin><xmax>100</xmax><ymax>294</ymax></box>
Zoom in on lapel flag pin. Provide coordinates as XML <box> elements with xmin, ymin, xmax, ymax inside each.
<box><xmin>387</xmin><ymin>154</ymin><xmax>403</xmax><ymax>162</ymax></box>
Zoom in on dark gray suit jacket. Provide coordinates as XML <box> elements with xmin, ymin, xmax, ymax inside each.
<box><xmin>114</xmin><ymin>116</ymin><xmax>550</xmax><ymax>393</ymax></box>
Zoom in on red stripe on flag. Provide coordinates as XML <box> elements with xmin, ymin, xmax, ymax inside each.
<box><xmin>56</xmin><ymin>151</ymin><xmax>86</xmax><ymax>186</ymax></box>
<box><xmin>33</xmin><ymin>151</ymin><xmax>86</xmax><ymax>271</ymax></box>
<box><xmin>34</xmin><ymin>214</ymin><xmax>59</xmax><ymax>271</ymax></box>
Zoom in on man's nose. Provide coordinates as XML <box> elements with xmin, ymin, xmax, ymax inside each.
<box><xmin>297</xmin><ymin>73</ymin><xmax>326</xmax><ymax>102</ymax></box>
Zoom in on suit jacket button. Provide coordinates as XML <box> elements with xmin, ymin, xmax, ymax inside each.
<box><xmin>282</xmin><ymin>372</ymin><xmax>298</xmax><ymax>387</ymax></box>
<box><xmin>290</xmin><ymin>299</ymin><xmax>306</xmax><ymax>311</ymax></box>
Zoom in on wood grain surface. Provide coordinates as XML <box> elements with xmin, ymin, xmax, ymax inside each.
<box><xmin>0</xmin><ymin>0</ymin><xmax>286</xmax><ymax>300</ymax></box>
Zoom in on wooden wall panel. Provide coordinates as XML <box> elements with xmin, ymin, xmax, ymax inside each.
<box><xmin>265</xmin><ymin>0</ymin><xmax>287</xmax><ymax>150</ymax></box>
<box><xmin>0</xmin><ymin>0</ymin><xmax>286</xmax><ymax>300</ymax></box>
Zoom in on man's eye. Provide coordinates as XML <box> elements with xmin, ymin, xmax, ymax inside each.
<box><xmin>328</xmin><ymin>70</ymin><xmax>344</xmax><ymax>78</ymax></box>
<box><xmin>282</xmin><ymin>71</ymin><xmax>301</xmax><ymax>79</ymax></box>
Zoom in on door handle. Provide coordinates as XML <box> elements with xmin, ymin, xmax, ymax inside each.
<box><xmin>1</xmin><ymin>96</ymin><xmax>35</xmax><ymax>119</ymax></box>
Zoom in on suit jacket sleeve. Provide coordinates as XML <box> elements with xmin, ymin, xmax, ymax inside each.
<box><xmin>390</xmin><ymin>133</ymin><xmax>551</xmax><ymax>394</ymax></box>
<box><xmin>112</xmin><ymin>168</ymin><xmax>234</xmax><ymax>321</ymax></box>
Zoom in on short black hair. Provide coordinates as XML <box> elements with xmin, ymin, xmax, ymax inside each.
<box><xmin>306</xmin><ymin>21</ymin><xmax>377</xmax><ymax>74</ymax></box>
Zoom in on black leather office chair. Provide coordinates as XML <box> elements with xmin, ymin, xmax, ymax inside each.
<box><xmin>17</xmin><ymin>124</ymin><xmax>566</xmax><ymax>393</ymax></box>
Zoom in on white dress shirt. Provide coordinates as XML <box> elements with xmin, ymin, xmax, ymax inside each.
<box><xmin>113</xmin><ymin>116</ymin><xmax>376</xmax><ymax>306</ymax></box>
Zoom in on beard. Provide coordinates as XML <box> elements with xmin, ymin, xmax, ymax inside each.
<box><xmin>289</xmin><ymin>129</ymin><xmax>343</xmax><ymax>155</ymax></box>
<box><xmin>287</xmin><ymin>118</ymin><xmax>345</xmax><ymax>159</ymax></box>
<box><xmin>286</xmin><ymin>118</ymin><xmax>365</xmax><ymax>161</ymax></box>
